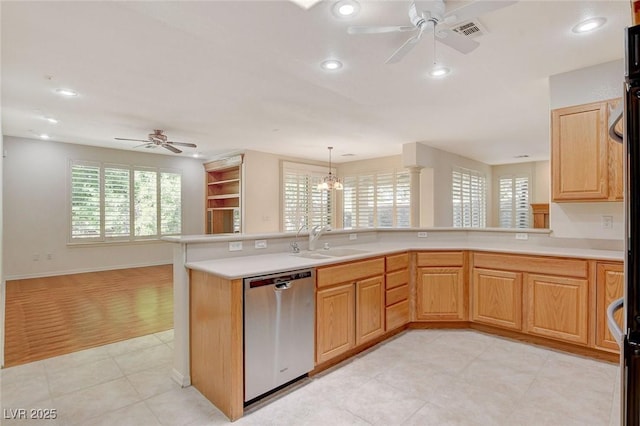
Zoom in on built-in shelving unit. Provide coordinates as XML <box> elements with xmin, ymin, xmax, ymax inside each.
<box><xmin>204</xmin><ymin>155</ymin><xmax>243</xmax><ymax>234</ymax></box>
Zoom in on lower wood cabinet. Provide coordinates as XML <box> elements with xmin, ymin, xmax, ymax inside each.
<box><xmin>416</xmin><ymin>267</ymin><xmax>465</xmax><ymax>321</ymax></box>
<box><xmin>596</xmin><ymin>262</ymin><xmax>624</xmax><ymax>351</ymax></box>
<box><xmin>355</xmin><ymin>276</ymin><xmax>385</xmax><ymax>346</ymax></box>
<box><xmin>525</xmin><ymin>274</ymin><xmax>589</xmax><ymax>345</ymax></box>
<box><xmin>316</xmin><ymin>283</ymin><xmax>355</xmax><ymax>364</ymax></box>
<box><xmin>472</xmin><ymin>268</ymin><xmax>522</xmax><ymax>330</ymax></box>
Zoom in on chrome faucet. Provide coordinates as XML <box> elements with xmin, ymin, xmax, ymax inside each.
<box><xmin>308</xmin><ymin>225</ymin><xmax>331</xmax><ymax>251</ymax></box>
<box><xmin>290</xmin><ymin>224</ymin><xmax>306</xmax><ymax>253</ymax></box>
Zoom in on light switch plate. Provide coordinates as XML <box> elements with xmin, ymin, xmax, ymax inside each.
<box><xmin>602</xmin><ymin>215</ymin><xmax>614</xmax><ymax>230</ymax></box>
<box><xmin>255</xmin><ymin>240</ymin><xmax>267</xmax><ymax>249</ymax></box>
<box><xmin>349</xmin><ymin>233</ymin><xmax>358</xmax><ymax>241</ymax></box>
<box><xmin>229</xmin><ymin>241</ymin><xmax>243</xmax><ymax>251</ymax></box>
<box><xmin>515</xmin><ymin>233</ymin><xmax>528</xmax><ymax>240</ymax></box>
<box><xmin>417</xmin><ymin>232</ymin><xmax>428</xmax><ymax>238</ymax></box>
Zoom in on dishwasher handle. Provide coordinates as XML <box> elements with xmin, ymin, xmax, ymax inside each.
<box><xmin>275</xmin><ymin>282</ymin><xmax>292</xmax><ymax>291</ymax></box>
<box><xmin>607</xmin><ymin>297</ymin><xmax>624</xmax><ymax>347</ymax></box>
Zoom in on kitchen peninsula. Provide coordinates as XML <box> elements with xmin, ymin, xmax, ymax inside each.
<box><xmin>165</xmin><ymin>228</ymin><xmax>624</xmax><ymax>421</ymax></box>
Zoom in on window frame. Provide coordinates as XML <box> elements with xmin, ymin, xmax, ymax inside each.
<box><xmin>68</xmin><ymin>160</ymin><xmax>183</xmax><ymax>244</ymax></box>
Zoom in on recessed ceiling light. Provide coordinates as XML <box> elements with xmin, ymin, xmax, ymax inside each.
<box><xmin>332</xmin><ymin>0</ymin><xmax>359</xmax><ymax>18</ymax></box>
<box><xmin>44</xmin><ymin>117</ymin><xmax>59</xmax><ymax>124</ymax></box>
<box><xmin>572</xmin><ymin>17</ymin><xmax>606</xmax><ymax>34</ymax></box>
<box><xmin>192</xmin><ymin>153</ymin><xmax>201</xmax><ymax>158</ymax></box>
<box><xmin>321</xmin><ymin>59</ymin><xmax>343</xmax><ymax>71</ymax></box>
<box><xmin>39</xmin><ymin>133</ymin><xmax>50</xmax><ymax>139</ymax></box>
<box><xmin>428</xmin><ymin>66</ymin><xmax>451</xmax><ymax>78</ymax></box>
<box><xmin>55</xmin><ymin>88</ymin><xmax>78</xmax><ymax>97</ymax></box>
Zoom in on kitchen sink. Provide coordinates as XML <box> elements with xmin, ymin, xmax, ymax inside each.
<box><xmin>294</xmin><ymin>248</ymin><xmax>370</xmax><ymax>259</ymax></box>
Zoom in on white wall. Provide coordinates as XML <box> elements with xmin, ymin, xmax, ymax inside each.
<box><xmin>549</xmin><ymin>60</ymin><xmax>624</xmax><ymax>240</ymax></box>
<box><xmin>403</xmin><ymin>142</ymin><xmax>493</xmax><ymax>227</ymax></box>
<box><xmin>3</xmin><ymin>136</ymin><xmax>204</xmax><ymax>279</ymax></box>
<box><xmin>243</xmin><ymin>150</ymin><xmax>281</xmax><ymax>234</ymax></box>
<box><xmin>490</xmin><ymin>160</ymin><xmax>550</xmax><ymax>227</ymax></box>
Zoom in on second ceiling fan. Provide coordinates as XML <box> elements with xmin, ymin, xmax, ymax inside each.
<box><xmin>348</xmin><ymin>0</ymin><xmax>516</xmax><ymax>64</ymax></box>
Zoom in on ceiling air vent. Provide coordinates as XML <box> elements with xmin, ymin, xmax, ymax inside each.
<box><xmin>451</xmin><ymin>20</ymin><xmax>488</xmax><ymax>38</ymax></box>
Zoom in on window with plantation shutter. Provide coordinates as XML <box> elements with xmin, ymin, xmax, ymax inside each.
<box><xmin>282</xmin><ymin>163</ymin><xmax>332</xmax><ymax>232</ymax></box>
<box><xmin>69</xmin><ymin>161</ymin><xmax>182</xmax><ymax>242</ymax></box>
<box><xmin>343</xmin><ymin>169</ymin><xmax>410</xmax><ymax>229</ymax></box>
<box><xmin>452</xmin><ymin>167</ymin><xmax>486</xmax><ymax>228</ymax></box>
<box><xmin>499</xmin><ymin>175</ymin><xmax>530</xmax><ymax>228</ymax></box>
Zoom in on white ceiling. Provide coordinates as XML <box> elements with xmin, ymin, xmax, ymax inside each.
<box><xmin>1</xmin><ymin>0</ymin><xmax>631</xmax><ymax>164</ymax></box>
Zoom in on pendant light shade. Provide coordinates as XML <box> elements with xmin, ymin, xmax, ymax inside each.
<box><xmin>318</xmin><ymin>146</ymin><xmax>343</xmax><ymax>190</ymax></box>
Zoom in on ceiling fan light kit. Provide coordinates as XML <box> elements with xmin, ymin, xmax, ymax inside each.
<box><xmin>429</xmin><ymin>66</ymin><xmax>450</xmax><ymax>78</ymax></box>
<box><xmin>332</xmin><ymin>0</ymin><xmax>359</xmax><ymax>18</ymax></box>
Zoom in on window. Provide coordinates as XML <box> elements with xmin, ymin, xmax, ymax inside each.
<box><xmin>452</xmin><ymin>167</ymin><xmax>486</xmax><ymax>228</ymax></box>
<box><xmin>70</xmin><ymin>161</ymin><xmax>182</xmax><ymax>242</ymax></box>
<box><xmin>499</xmin><ymin>175</ymin><xmax>530</xmax><ymax>228</ymax></box>
<box><xmin>343</xmin><ymin>170</ymin><xmax>410</xmax><ymax>229</ymax></box>
<box><xmin>282</xmin><ymin>162</ymin><xmax>332</xmax><ymax>232</ymax></box>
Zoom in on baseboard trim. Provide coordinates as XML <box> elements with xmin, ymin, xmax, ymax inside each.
<box><xmin>172</xmin><ymin>368</ymin><xmax>191</xmax><ymax>387</ymax></box>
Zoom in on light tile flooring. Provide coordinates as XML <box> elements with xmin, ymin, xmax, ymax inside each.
<box><xmin>1</xmin><ymin>329</ymin><xmax>621</xmax><ymax>425</ymax></box>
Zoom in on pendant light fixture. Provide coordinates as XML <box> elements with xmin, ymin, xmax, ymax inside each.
<box><xmin>317</xmin><ymin>146</ymin><xmax>343</xmax><ymax>191</ymax></box>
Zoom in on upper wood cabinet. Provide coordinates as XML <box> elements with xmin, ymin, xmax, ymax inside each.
<box><xmin>595</xmin><ymin>262</ymin><xmax>624</xmax><ymax>352</ymax></box>
<box><xmin>204</xmin><ymin>155</ymin><xmax>243</xmax><ymax>234</ymax></box>
<box><xmin>551</xmin><ymin>99</ymin><xmax>623</xmax><ymax>202</ymax></box>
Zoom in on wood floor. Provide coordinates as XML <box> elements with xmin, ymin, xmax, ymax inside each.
<box><xmin>4</xmin><ymin>265</ymin><xmax>173</xmax><ymax>367</ymax></box>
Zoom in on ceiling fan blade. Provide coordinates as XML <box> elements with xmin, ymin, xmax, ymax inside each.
<box><xmin>436</xmin><ymin>27</ymin><xmax>479</xmax><ymax>54</ymax></box>
<box><xmin>385</xmin><ymin>23</ymin><xmax>428</xmax><ymax>64</ymax></box>
<box><xmin>163</xmin><ymin>144</ymin><xmax>182</xmax><ymax>154</ymax></box>
<box><xmin>115</xmin><ymin>137</ymin><xmax>151</xmax><ymax>143</ymax></box>
<box><xmin>167</xmin><ymin>141</ymin><xmax>197</xmax><ymax>148</ymax></box>
<box><xmin>443</xmin><ymin>1</ymin><xmax>517</xmax><ymax>26</ymax></box>
<box><xmin>133</xmin><ymin>143</ymin><xmax>153</xmax><ymax>149</ymax></box>
<box><xmin>348</xmin><ymin>25</ymin><xmax>416</xmax><ymax>35</ymax></box>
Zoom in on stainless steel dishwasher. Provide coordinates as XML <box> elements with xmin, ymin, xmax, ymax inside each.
<box><xmin>243</xmin><ymin>269</ymin><xmax>315</xmax><ymax>403</ymax></box>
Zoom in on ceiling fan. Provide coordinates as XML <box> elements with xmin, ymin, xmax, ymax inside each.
<box><xmin>348</xmin><ymin>0</ymin><xmax>516</xmax><ymax>64</ymax></box>
<box><xmin>115</xmin><ymin>129</ymin><xmax>197</xmax><ymax>154</ymax></box>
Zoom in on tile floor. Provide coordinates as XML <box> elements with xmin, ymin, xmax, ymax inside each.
<box><xmin>1</xmin><ymin>329</ymin><xmax>621</xmax><ymax>425</ymax></box>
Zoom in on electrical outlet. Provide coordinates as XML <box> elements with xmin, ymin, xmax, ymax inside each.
<box><xmin>349</xmin><ymin>233</ymin><xmax>358</xmax><ymax>241</ymax></box>
<box><xmin>515</xmin><ymin>233</ymin><xmax>528</xmax><ymax>240</ymax></box>
<box><xmin>229</xmin><ymin>241</ymin><xmax>243</xmax><ymax>251</ymax></box>
<box><xmin>602</xmin><ymin>215</ymin><xmax>614</xmax><ymax>230</ymax></box>
<box><xmin>255</xmin><ymin>240</ymin><xmax>267</xmax><ymax>249</ymax></box>
<box><xmin>417</xmin><ymin>232</ymin><xmax>428</xmax><ymax>238</ymax></box>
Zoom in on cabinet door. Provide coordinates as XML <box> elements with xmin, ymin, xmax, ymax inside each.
<box><xmin>608</xmin><ymin>99</ymin><xmax>624</xmax><ymax>201</ymax></box>
<box><xmin>416</xmin><ymin>267</ymin><xmax>465</xmax><ymax>321</ymax></box>
<box><xmin>472</xmin><ymin>268</ymin><xmax>523</xmax><ymax>330</ymax></box>
<box><xmin>596</xmin><ymin>263</ymin><xmax>624</xmax><ymax>351</ymax></box>
<box><xmin>525</xmin><ymin>274</ymin><xmax>588</xmax><ymax>345</ymax></box>
<box><xmin>356</xmin><ymin>276</ymin><xmax>385</xmax><ymax>346</ymax></box>
<box><xmin>552</xmin><ymin>102</ymin><xmax>609</xmax><ymax>201</ymax></box>
<box><xmin>316</xmin><ymin>284</ymin><xmax>355</xmax><ymax>364</ymax></box>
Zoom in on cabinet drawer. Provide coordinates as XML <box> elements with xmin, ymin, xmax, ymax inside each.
<box><xmin>317</xmin><ymin>258</ymin><xmax>385</xmax><ymax>288</ymax></box>
<box><xmin>473</xmin><ymin>252</ymin><xmax>588</xmax><ymax>278</ymax></box>
<box><xmin>386</xmin><ymin>269</ymin><xmax>408</xmax><ymax>290</ymax></box>
<box><xmin>416</xmin><ymin>251</ymin><xmax>464</xmax><ymax>267</ymax></box>
<box><xmin>386</xmin><ymin>284</ymin><xmax>408</xmax><ymax>306</ymax></box>
<box><xmin>386</xmin><ymin>253</ymin><xmax>409</xmax><ymax>272</ymax></box>
<box><xmin>386</xmin><ymin>300</ymin><xmax>409</xmax><ymax>331</ymax></box>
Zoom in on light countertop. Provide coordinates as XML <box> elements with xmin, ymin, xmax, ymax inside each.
<box><xmin>185</xmin><ymin>241</ymin><xmax>623</xmax><ymax>280</ymax></box>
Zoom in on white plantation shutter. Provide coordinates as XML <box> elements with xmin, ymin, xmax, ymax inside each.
<box><xmin>498</xmin><ymin>175</ymin><xmax>530</xmax><ymax>228</ymax></box>
<box><xmin>452</xmin><ymin>168</ymin><xmax>486</xmax><ymax>228</ymax></box>
<box><xmin>282</xmin><ymin>163</ymin><xmax>332</xmax><ymax>232</ymax></box>
<box><xmin>69</xmin><ymin>162</ymin><xmax>182</xmax><ymax>242</ymax></box>
<box><xmin>71</xmin><ymin>162</ymin><xmax>101</xmax><ymax>239</ymax></box>
<box><xmin>104</xmin><ymin>167</ymin><xmax>130</xmax><ymax>238</ymax></box>
<box><xmin>342</xmin><ymin>169</ymin><xmax>411</xmax><ymax>228</ymax></box>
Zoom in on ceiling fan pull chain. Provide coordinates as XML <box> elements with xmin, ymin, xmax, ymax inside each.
<box><xmin>432</xmin><ymin>22</ymin><xmax>437</xmax><ymax>65</ymax></box>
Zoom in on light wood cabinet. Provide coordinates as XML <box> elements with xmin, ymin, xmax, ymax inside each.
<box><xmin>385</xmin><ymin>253</ymin><xmax>410</xmax><ymax>331</ymax></box>
<box><xmin>316</xmin><ymin>283</ymin><xmax>355</xmax><ymax>364</ymax></box>
<box><xmin>525</xmin><ymin>274</ymin><xmax>589</xmax><ymax>345</ymax></box>
<box><xmin>356</xmin><ymin>276</ymin><xmax>385</xmax><ymax>345</ymax></box>
<box><xmin>551</xmin><ymin>99</ymin><xmax>623</xmax><ymax>202</ymax></box>
<box><xmin>204</xmin><ymin>155</ymin><xmax>243</xmax><ymax>234</ymax></box>
<box><xmin>472</xmin><ymin>268</ymin><xmax>522</xmax><ymax>330</ymax></box>
<box><xmin>416</xmin><ymin>267</ymin><xmax>465</xmax><ymax>321</ymax></box>
<box><xmin>596</xmin><ymin>262</ymin><xmax>624</xmax><ymax>351</ymax></box>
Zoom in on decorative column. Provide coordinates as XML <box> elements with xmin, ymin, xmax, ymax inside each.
<box><xmin>408</xmin><ymin>166</ymin><xmax>423</xmax><ymax>227</ymax></box>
